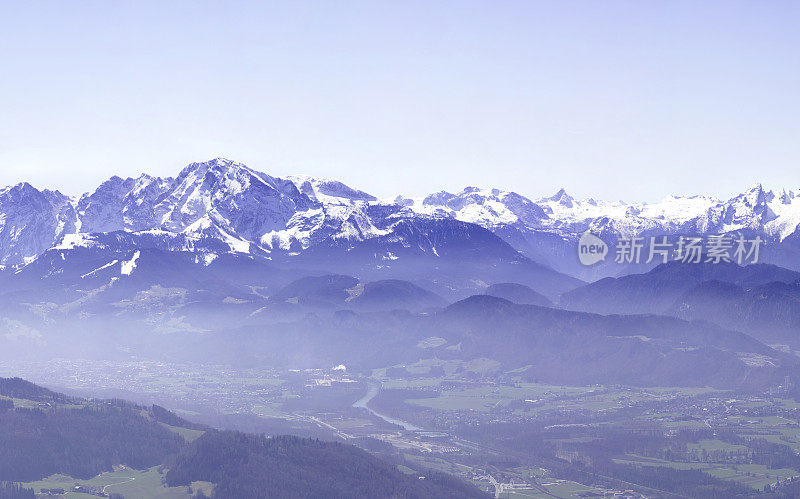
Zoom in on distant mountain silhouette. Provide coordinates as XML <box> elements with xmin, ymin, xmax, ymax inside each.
<box><xmin>484</xmin><ymin>282</ymin><xmax>552</xmax><ymax>307</ymax></box>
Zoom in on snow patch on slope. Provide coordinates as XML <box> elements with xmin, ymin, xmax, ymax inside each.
<box><xmin>81</xmin><ymin>260</ymin><xmax>119</xmax><ymax>279</ymax></box>
<box><xmin>120</xmin><ymin>251</ymin><xmax>140</xmax><ymax>276</ymax></box>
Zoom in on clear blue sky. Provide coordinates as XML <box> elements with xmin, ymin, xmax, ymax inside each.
<box><xmin>1</xmin><ymin>1</ymin><xmax>798</xmax><ymax>201</ymax></box>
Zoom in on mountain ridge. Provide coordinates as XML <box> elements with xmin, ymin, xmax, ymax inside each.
<box><xmin>2</xmin><ymin>158</ymin><xmax>799</xmax><ymax>282</ymax></box>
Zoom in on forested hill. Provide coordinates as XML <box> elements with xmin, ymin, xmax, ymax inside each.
<box><xmin>0</xmin><ymin>377</ymin><xmax>70</xmax><ymax>403</ymax></box>
<box><xmin>0</xmin><ymin>382</ymin><xmax>189</xmax><ymax>482</ymax></box>
<box><xmin>0</xmin><ymin>378</ymin><xmax>486</xmax><ymax>498</ymax></box>
<box><xmin>166</xmin><ymin>431</ymin><xmax>486</xmax><ymax>499</ymax></box>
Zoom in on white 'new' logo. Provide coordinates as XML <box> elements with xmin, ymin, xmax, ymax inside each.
<box><xmin>578</xmin><ymin>231</ymin><xmax>608</xmax><ymax>266</ymax></box>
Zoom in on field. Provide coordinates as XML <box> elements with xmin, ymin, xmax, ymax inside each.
<box><xmin>614</xmin><ymin>454</ymin><xmax>798</xmax><ymax>489</ymax></box>
<box><xmin>497</xmin><ymin>480</ymin><xmax>610</xmax><ymax>498</ymax></box>
<box><xmin>403</xmin><ymin>453</ymin><xmax>475</xmax><ymax>477</ymax></box>
<box><xmin>160</xmin><ymin>422</ymin><xmax>205</xmax><ymax>443</ymax></box>
<box><xmin>399</xmin><ymin>380</ymin><xmax>725</xmax><ymax>416</ymax></box>
<box><xmin>22</xmin><ymin>466</ymin><xmax>214</xmax><ymax>498</ymax></box>
<box><xmin>686</xmin><ymin>438</ymin><xmax>749</xmax><ymax>453</ymax></box>
<box><xmin>406</xmin><ymin>383</ymin><xmax>595</xmax><ymax>412</ymax></box>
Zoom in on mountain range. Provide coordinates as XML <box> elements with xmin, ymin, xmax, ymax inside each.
<box><xmin>4</xmin><ymin>158</ymin><xmax>800</xmax><ymax>281</ymax></box>
<box><xmin>561</xmin><ymin>261</ymin><xmax>800</xmax><ymax>347</ymax></box>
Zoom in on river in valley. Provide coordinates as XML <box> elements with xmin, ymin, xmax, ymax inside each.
<box><xmin>352</xmin><ymin>382</ymin><xmax>422</xmax><ymax>432</ymax></box>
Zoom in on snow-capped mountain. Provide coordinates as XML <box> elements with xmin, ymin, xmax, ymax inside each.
<box><xmin>408</xmin><ymin>183</ymin><xmax>800</xmax><ymax>238</ymax></box>
<box><xmin>411</xmin><ymin>183</ymin><xmax>800</xmax><ymax>277</ymax></box>
<box><xmin>0</xmin><ymin>183</ymin><xmax>76</xmax><ymax>266</ymax></box>
<box><xmin>1</xmin><ymin>158</ymin><xmax>798</xmax><ymax>282</ymax></box>
<box><xmin>76</xmin><ymin>174</ymin><xmax>174</xmax><ymax>234</ymax></box>
<box><xmin>287</xmin><ymin>175</ymin><xmax>376</xmax><ymax>203</ymax></box>
<box><xmin>0</xmin><ymin>159</ymin><xmax>426</xmax><ymax>266</ymax></box>
<box><xmin>0</xmin><ymin>159</ymin><xmax>581</xmax><ymax>301</ymax></box>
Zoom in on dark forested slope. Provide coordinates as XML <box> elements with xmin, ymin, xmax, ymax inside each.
<box><xmin>166</xmin><ymin>431</ymin><xmax>485</xmax><ymax>499</ymax></box>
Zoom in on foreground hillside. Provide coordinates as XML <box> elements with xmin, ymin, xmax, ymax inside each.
<box><xmin>0</xmin><ymin>378</ymin><xmax>197</xmax><ymax>483</ymax></box>
<box><xmin>0</xmin><ymin>377</ymin><xmax>485</xmax><ymax>498</ymax></box>
<box><xmin>166</xmin><ymin>432</ymin><xmax>482</xmax><ymax>499</ymax></box>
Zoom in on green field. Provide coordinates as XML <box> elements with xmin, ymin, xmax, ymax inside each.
<box><xmin>0</xmin><ymin>395</ymin><xmax>38</xmax><ymax>409</ymax></box>
<box><xmin>403</xmin><ymin>453</ymin><xmax>475</xmax><ymax>477</ymax></box>
<box><xmin>252</xmin><ymin>402</ymin><xmax>289</xmax><ymax>418</ymax></box>
<box><xmin>498</xmin><ymin>480</ymin><xmax>609</xmax><ymax>498</ymax></box>
<box><xmin>23</xmin><ymin>466</ymin><xmax>214</xmax><ymax>498</ymax></box>
<box><xmin>614</xmin><ymin>454</ymin><xmax>797</xmax><ymax>489</ymax></box>
<box><xmin>687</xmin><ymin>438</ymin><xmax>749</xmax><ymax>453</ymax></box>
<box><xmin>160</xmin><ymin>422</ymin><xmax>205</xmax><ymax>443</ymax></box>
<box><xmin>407</xmin><ymin>384</ymin><xmax>594</xmax><ymax>412</ymax></box>
<box><xmin>380</xmin><ymin>378</ymin><xmax>445</xmax><ymax>389</ymax></box>
<box><xmin>401</xmin><ymin>382</ymin><xmax>722</xmax><ymax>416</ymax></box>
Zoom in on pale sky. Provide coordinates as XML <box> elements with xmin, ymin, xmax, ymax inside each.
<box><xmin>1</xmin><ymin>1</ymin><xmax>798</xmax><ymax>202</ymax></box>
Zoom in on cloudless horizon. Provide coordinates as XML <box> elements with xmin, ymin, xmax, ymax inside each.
<box><xmin>1</xmin><ymin>1</ymin><xmax>798</xmax><ymax>202</ymax></box>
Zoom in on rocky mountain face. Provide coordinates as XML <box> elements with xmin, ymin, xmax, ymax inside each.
<box><xmin>76</xmin><ymin>174</ymin><xmax>173</xmax><ymax>234</ymax></box>
<box><xmin>0</xmin><ymin>183</ymin><xmax>75</xmax><ymax>266</ymax></box>
<box><xmin>2</xmin><ymin>158</ymin><xmax>798</xmax><ymax>281</ymax></box>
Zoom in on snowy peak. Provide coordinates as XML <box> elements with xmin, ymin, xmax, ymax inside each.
<box><xmin>778</xmin><ymin>189</ymin><xmax>796</xmax><ymax>205</ymax></box>
<box><xmin>173</xmin><ymin>158</ymin><xmax>286</xmax><ymax>196</ymax></box>
<box><xmin>546</xmin><ymin>188</ymin><xmax>574</xmax><ymax>208</ymax></box>
<box><xmin>153</xmin><ymin>158</ymin><xmax>315</xmax><ymax>244</ymax></box>
<box><xmin>717</xmin><ymin>183</ymin><xmax>779</xmax><ymax>232</ymax></box>
<box><xmin>287</xmin><ymin>175</ymin><xmax>376</xmax><ymax>203</ymax></box>
<box><xmin>0</xmin><ymin>182</ymin><xmax>77</xmax><ymax>265</ymax></box>
<box><xmin>0</xmin><ymin>182</ymin><xmax>47</xmax><ymax>201</ymax></box>
<box><xmin>77</xmin><ymin>173</ymin><xmax>173</xmax><ymax>233</ymax></box>
<box><xmin>744</xmin><ymin>183</ymin><xmax>768</xmax><ymax>207</ymax></box>
<box><xmin>416</xmin><ymin>187</ymin><xmax>548</xmax><ymax>228</ymax></box>
<box><xmin>412</xmin><ymin>182</ymin><xmax>800</xmax><ymax>243</ymax></box>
